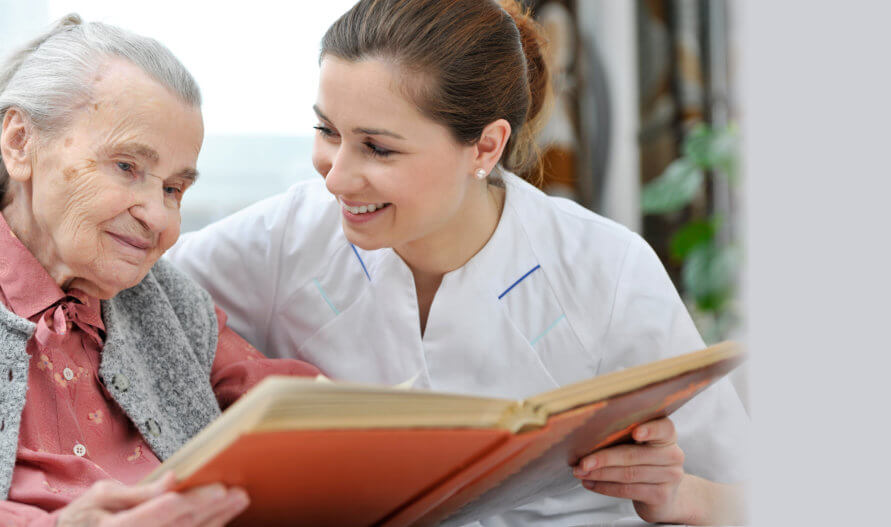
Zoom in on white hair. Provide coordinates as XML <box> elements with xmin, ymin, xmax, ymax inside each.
<box><xmin>0</xmin><ymin>14</ymin><xmax>201</xmax><ymax>198</ymax></box>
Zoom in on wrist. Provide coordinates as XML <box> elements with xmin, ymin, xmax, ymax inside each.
<box><xmin>678</xmin><ymin>474</ymin><xmax>747</xmax><ymax>526</ymax></box>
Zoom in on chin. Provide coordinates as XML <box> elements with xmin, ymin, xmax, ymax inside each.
<box><xmin>87</xmin><ymin>262</ymin><xmax>153</xmax><ymax>298</ymax></box>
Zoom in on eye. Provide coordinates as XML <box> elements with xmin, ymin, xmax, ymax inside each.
<box><xmin>313</xmin><ymin>125</ymin><xmax>337</xmax><ymax>138</ymax></box>
<box><xmin>164</xmin><ymin>186</ymin><xmax>182</xmax><ymax>196</ymax></box>
<box><xmin>116</xmin><ymin>161</ymin><xmax>135</xmax><ymax>173</ymax></box>
<box><xmin>364</xmin><ymin>141</ymin><xmax>393</xmax><ymax>158</ymax></box>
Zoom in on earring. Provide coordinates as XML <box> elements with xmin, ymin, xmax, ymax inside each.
<box><xmin>475</xmin><ymin>168</ymin><xmax>488</xmax><ymax>180</ymax></box>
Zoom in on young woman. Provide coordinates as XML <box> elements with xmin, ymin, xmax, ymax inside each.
<box><xmin>168</xmin><ymin>0</ymin><xmax>748</xmax><ymax>524</ymax></box>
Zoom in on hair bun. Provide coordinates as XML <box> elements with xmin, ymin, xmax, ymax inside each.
<box><xmin>499</xmin><ymin>0</ymin><xmax>548</xmax><ymax>125</ymax></box>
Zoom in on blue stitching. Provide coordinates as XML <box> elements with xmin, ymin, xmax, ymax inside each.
<box><xmin>313</xmin><ymin>279</ymin><xmax>340</xmax><ymax>315</ymax></box>
<box><xmin>351</xmin><ymin>244</ymin><xmax>371</xmax><ymax>281</ymax></box>
<box><xmin>498</xmin><ymin>264</ymin><xmax>541</xmax><ymax>299</ymax></box>
<box><xmin>530</xmin><ymin>314</ymin><xmax>566</xmax><ymax>347</ymax></box>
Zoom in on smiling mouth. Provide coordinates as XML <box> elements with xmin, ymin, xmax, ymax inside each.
<box><xmin>339</xmin><ymin>199</ymin><xmax>391</xmax><ymax>215</ymax></box>
<box><xmin>107</xmin><ymin>232</ymin><xmax>153</xmax><ymax>252</ymax></box>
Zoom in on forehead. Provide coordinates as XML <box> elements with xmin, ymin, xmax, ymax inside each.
<box><xmin>69</xmin><ymin>58</ymin><xmax>203</xmax><ymax>158</ymax></box>
<box><xmin>316</xmin><ymin>57</ymin><xmax>441</xmax><ymax>137</ymax></box>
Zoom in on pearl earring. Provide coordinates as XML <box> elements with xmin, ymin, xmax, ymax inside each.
<box><xmin>475</xmin><ymin>168</ymin><xmax>488</xmax><ymax>180</ymax></box>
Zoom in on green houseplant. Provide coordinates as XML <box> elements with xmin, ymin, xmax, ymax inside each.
<box><xmin>640</xmin><ymin>123</ymin><xmax>739</xmax><ymax>343</ymax></box>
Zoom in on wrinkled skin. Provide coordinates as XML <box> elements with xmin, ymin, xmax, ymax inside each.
<box><xmin>1</xmin><ymin>57</ymin><xmax>202</xmax><ymax>299</ymax></box>
<box><xmin>1</xmin><ymin>59</ymin><xmax>248</xmax><ymax>526</ymax></box>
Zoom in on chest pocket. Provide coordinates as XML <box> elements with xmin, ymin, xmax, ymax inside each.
<box><xmin>275</xmin><ymin>243</ymin><xmax>372</xmax><ymax>364</ymax></box>
<box><xmin>496</xmin><ymin>265</ymin><xmax>599</xmax><ymax>386</ymax></box>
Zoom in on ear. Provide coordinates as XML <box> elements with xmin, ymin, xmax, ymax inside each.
<box><xmin>472</xmin><ymin>118</ymin><xmax>511</xmax><ymax>175</ymax></box>
<box><xmin>1</xmin><ymin>109</ymin><xmax>36</xmax><ymax>182</ymax></box>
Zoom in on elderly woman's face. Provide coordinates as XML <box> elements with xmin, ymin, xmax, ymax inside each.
<box><xmin>19</xmin><ymin>59</ymin><xmax>203</xmax><ymax>298</ymax></box>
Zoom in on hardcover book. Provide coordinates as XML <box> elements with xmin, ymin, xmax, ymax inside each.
<box><xmin>142</xmin><ymin>341</ymin><xmax>744</xmax><ymax>526</ymax></box>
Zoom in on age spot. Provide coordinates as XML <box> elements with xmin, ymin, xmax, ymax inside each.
<box><xmin>62</xmin><ymin>166</ymin><xmax>79</xmax><ymax>181</ymax></box>
<box><xmin>64</xmin><ymin>137</ymin><xmax>73</xmax><ymax>147</ymax></box>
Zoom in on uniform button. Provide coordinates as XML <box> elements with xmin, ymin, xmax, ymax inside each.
<box><xmin>112</xmin><ymin>374</ymin><xmax>129</xmax><ymax>392</ymax></box>
<box><xmin>73</xmin><ymin>443</ymin><xmax>86</xmax><ymax>457</ymax></box>
<box><xmin>146</xmin><ymin>418</ymin><xmax>161</xmax><ymax>437</ymax></box>
<box><xmin>63</xmin><ymin>367</ymin><xmax>74</xmax><ymax>381</ymax></box>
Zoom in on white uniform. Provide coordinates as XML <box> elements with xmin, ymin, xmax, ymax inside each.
<box><xmin>167</xmin><ymin>173</ymin><xmax>748</xmax><ymax>526</ymax></box>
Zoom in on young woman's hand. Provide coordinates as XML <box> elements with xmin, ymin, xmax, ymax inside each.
<box><xmin>55</xmin><ymin>472</ymin><xmax>249</xmax><ymax>527</ymax></box>
<box><xmin>573</xmin><ymin>417</ymin><xmax>746</xmax><ymax>525</ymax></box>
<box><xmin>572</xmin><ymin>417</ymin><xmax>692</xmax><ymax>523</ymax></box>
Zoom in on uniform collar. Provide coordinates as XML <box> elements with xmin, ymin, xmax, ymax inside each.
<box><xmin>448</xmin><ymin>173</ymin><xmax>541</xmax><ymax>298</ymax></box>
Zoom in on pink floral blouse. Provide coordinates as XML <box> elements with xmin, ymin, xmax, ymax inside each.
<box><xmin>0</xmin><ymin>214</ymin><xmax>320</xmax><ymax>526</ymax></box>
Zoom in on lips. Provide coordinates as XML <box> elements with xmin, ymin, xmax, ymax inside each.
<box><xmin>107</xmin><ymin>231</ymin><xmax>153</xmax><ymax>251</ymax></box>
<box><xmin>339</xmin><ymin>198</ymin><xmax>391</xmax><ymax>215</ymax></box>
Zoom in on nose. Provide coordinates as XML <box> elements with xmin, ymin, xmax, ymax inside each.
<box><xmin>130</xmin><ymin>185</ymin><xmax>170</xmax><ymax>234</ymax></box>
<box><xmin>319</xmin><ymin>143</ymin><xmax>365</xmax><ymax>197</ymax></box>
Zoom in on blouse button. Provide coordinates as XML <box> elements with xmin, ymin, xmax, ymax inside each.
<box><xmin>73</xmin><ymin>443</ymin><xmax>86</xmax><ymax>457</ymax></box>
<box><xmin>63</xmin><ymin>368</ymin><xmax>74</xmax><ymax>381</ymax></box>
<box><xmin>146</xmin><ymin>418</ymin><xmax>161</xmax><ymax>437</ymax></box>
<box><xmin>112</xmin><ymin>374</ymin><xmax>130</xmax><ymax>392</ymax></box>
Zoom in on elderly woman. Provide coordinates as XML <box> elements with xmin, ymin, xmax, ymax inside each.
<box><xmin>0</xmin><ymin>16</ymin><xmax>319</xmax><ymax>527</ymax></box>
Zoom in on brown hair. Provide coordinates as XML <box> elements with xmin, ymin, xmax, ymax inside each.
<box><xmin>321</xmin><ymin>0</ymin><xmax>550</xmax><ymax>181</ymax></box>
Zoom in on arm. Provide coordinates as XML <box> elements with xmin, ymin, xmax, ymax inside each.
<box><xmin>574</xmin><ymin>235</ymin><xmax>748</xmax><ymax>524</ymax></box>
<box><xmin>210</xmin><ymin>306</ymin><xmax>320</xmax><ymax>410</ymax></box>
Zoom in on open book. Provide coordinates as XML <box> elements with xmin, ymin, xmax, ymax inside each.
<box><xmin>142</xmin><ymin>341</ymin><xmax>743</xmax><ymax>526</ymax></box>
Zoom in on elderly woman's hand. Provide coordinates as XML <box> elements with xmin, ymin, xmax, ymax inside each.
<box><xmin>55</xmin><ymin>472</ymin><xmax>249</xmax><ymax>527</ymax></box>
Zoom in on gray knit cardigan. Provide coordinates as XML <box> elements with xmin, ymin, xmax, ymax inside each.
<box><xmin>0</xmin><ymin>259</ymin><xmax>222</xmax><ymax>498</ymax></box>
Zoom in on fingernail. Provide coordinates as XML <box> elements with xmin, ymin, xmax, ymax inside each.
<box><xmin>201</xmin><ymin>484</ymin><xmax>226</xmax><ymax>500</ymax></box>
<box><xmin>635</xmin><ymin>427</ymin><xmax>648</xmax><ymax>441</ymax></box>
<box><xmin>230</xmin><ymin>488</ymin><xmax>250</xmax><ymax>507</ymax></box>
<box><xmin>583</xmin><ymin>458</ymin><xmax>597</xmax><ymax>471</ymax></box>
<box><xmin>572</xmin><ymin>467</ymin><xmax>587</xmax><ymax>478</ymax></box>
<box><xmin>582</xmin><ymin>480</ymin><xmax>595</xmax><ymax>490</ymax></box>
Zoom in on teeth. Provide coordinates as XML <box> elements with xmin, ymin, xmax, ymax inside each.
<box><xmin>341</xmin><ymin>199</ymin><xmax>388</xmax><ymax>215</ymax></box>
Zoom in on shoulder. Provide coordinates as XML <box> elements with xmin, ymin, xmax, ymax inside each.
<box><xmin>171</xmin><ymin>177</ymin><xmax>347</xmax><ymax>290</ymax></box>
<box><xmin>119</xmin><ymin>259</ymin><xmax>217</xmax><ymax>348</ymax></box>
<box><xmin>503</xmin><ymin>173</ymin><xmax>644</xmax><ymax>288</ymax></box>
<box><xmin>143</xmin><ymin>258</ymin><xmax>214</xmax><ymax>309</ymax></box>
<box><xmin>501</xmin><ymin>173</ymin><xmax>667</xmax><ymax>352</ymax></box>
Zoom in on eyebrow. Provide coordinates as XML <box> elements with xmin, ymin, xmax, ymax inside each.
<box><xmin>117</xmin><ymin>142</ymin><xmax>159</xmax><ymax>163</ymax></box>
<box><xmin>313</xmin><ymin>105</ymin><xmax>406</xmax><ymax>140</ymax></box>
<box><xmin>114</xmin><ymin>142</ymin><xmax>199</xmax><ymax>182</ymax></box>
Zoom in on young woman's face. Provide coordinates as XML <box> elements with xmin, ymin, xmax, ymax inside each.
<box><xmin>311</xmin><ymin>56</ymin><xmax>479</xmax><ymax>253</ymax></box>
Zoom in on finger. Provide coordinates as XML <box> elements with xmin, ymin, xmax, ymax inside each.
<box><xmin>581</xmin><ymin>481</ymin><xmax>676</xmax><ymax>506</ymax></box>
<box><xmin>631</xmin><ymin>418</ymin><xmax>677</xmax><ymax>446</ymax></box>
<box><xmin>194</xmin><ymin>488</ymin><xmax>250</xmax><ymax>527</ymax></box>
<box><xmin>574</xmin><ymin>464</ymin><xmax>684</xmax><ymax>484</ymax></box>
<box><xmin>83</xmin><ymin>473</ymin><xmax>177</xmax><ymax>512</ymax></box>
<box><xmin>111</xmin><ymin>484</ymin><xmax>229</xmax><ymax>526</ymax></box>
<box><xmin>576</xmin><ymin>443</ymin><xmax>684</xmax><ymax>472</ymax></box>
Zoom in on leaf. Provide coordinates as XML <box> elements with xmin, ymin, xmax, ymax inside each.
<box><xmin>682</xmin><ymin>243</ymin><xmax>740</xmax><ymax>312</ymax></box>
<box><xmin>707</xmin><ymin>126</ymin><xmax>739</xmax><ymax>181</ymax></box>
<box><xmin>640</xmin><ymin>159</ymin><xmax>705</xmax><ymax>215</ymax></box>
<box><xmin>682</xmin><ymin>123</ymin><xmax>713</xmax><ymax>168</ymax></box>
<box><xmin>669</xmin><ymin>218</ymin><xmax>718</xmax><ymax>261</ymax></box>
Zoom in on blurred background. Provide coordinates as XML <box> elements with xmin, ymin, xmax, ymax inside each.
<box><xmin>3</xmin><ymin>2</ymin><xmax>891</xmax><ymax>526</ymax></box>
<box><xmin>1</xmin><ymin>0</ymin><xmax>741</xmax><ymax>345</ymax></box>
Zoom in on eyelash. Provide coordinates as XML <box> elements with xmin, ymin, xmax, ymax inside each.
<box><xmin>314</xmin><ymin>125</ymin><xmax>394</xmax><ymax>158</ymax></box>
<box><xmin>364</xmin><ymin>141</ymin><xmax>393</xmax><ymax>158</ymax></box>
<box><xmin>116</xmin><ymin>161</ymin><xmax>185</xmax><ymax>198</ymax></box>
